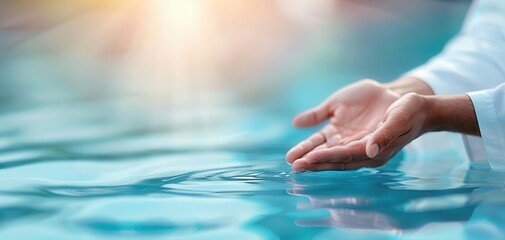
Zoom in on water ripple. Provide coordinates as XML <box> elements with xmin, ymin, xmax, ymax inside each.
<box><xmin>1</xmin><ymin>99</ymin><xmax>505</xmax><ymax>239</ymax></box>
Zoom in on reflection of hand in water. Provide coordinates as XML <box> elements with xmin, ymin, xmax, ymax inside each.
<box><xmin>287</xmin><ymin>171</ymin><xmax>476</xmax><ymax>231</ymax></box>
<box><xmin>289</xmin><ymin>186</ymin><xmax>395</xmax><ymax>230</ymax></box>
<box><xmin>286</xmin><ymin>80</ymin><xmax>399</xmax><ymax>171</ymax></box>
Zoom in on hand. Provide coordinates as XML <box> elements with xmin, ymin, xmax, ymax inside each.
<box><xmin>366</xmin><ymin>93</ymin><xmax>480</xmax><ymax>159</ymax></box>
<box><xmin>286</xmin><ymin>79</ymin><xmax>400</xmax><ymax>171</ymax></box>
<box><xmin>364</xmin><ymin>93</ymin><xmax>435</xmax><ymax>160</ymax></box>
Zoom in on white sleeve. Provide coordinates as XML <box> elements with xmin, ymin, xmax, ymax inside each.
<box><xmin>405</xmin><ymin>0</ymin><xmax>505</xmax><ymax>95</ymax></box>
<box><xmin>468</xmin><ymin>83</ymin><xmax>505</xmax><ymax>169</ymax></box>
<box><xmin>404</xmin><ymin>0</ymin><xmax>505</xmax><ymax>168</ymax></box>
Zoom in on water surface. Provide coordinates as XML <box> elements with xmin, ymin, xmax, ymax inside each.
<box><xmin>1</xmin><ymin>1</ymin><xmax>497</xmax><ymax>239</ymax></box>
<box><xmin>0</xmin><ymin>99</ymin><xmax>504</xmax><ymax>240</ymax></box>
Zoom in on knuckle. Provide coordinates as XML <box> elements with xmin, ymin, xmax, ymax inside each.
<box><xmin>343</xmin><ymin>144</ymin><xmax>368</xmax><ymax>163</ymax></box>
<box><xmin>404</xmin><ymin>92</ymin><xmax>418</xmax><ymax>99</ymax></box>
<box><xmin>299</xmin><ymin>141</ymin><xmax>310</xmax><ymax>150</ymax></box>
<box><xmin>404</xmin><ymin>92</ymin><xmax>422</xmax><ymax>101</ymax></box>
<box><xmin>379</xmin><ymin>129</ymin><xmax>395</xmax><ymax>146</ymax></box>
<box><xmin>344</xmin><ymin>151</ymin><xmax>354</xmax><ymax>163</ymax></box>
<box><xmin>404</xmin><ymin>92</ymin><xmax>424</xmax><ymax>106</ymax></box>
<box><xmin>395</xmin><ymin>112</ymin><xmax>410</xmax><ymax>125</ymax></box>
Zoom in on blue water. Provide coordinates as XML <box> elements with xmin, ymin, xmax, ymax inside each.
<box><xmin>2</xmin><ymin>1</ymin><xmax>501</xmax><ymax>239</ymax></box>
<box><xmin>0</xmin><ymin>98</ymin><xmax>504</xmax><ymax>240</ymax></box>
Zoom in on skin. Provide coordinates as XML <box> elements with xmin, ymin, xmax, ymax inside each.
<box><xmin>287</xmin><ymin>77</ymin><xmax>481</xmax><ymax>172</ymax></box>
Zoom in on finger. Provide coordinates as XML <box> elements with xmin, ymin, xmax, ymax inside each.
<box><xmin>321</xmin><ymin>124</ymin><xmax>340</xmax><ymax>146</ymax></box>
<box><xmin>291</xmin><ymin>143</ymin><xmax>327</xmax><ymax>162</ymax></box>
<box><xmin>305</xmin><ymin>141</ymin><xmax>369</xmax><ymax>163</ymax></box>
<box><xmin>365</xmin><ymin>111</ymin><xmax>410</xmax><ymax>158</ymax></box>
<box><xmin>376</xmin><ymin>131</ymin><xmax>412</xmax><ymax>158</ymax></box>
<box><xmin>292</xmin><ymin>158</ymin><xmax>347</xmax><ymax>171</ymax></box>
<box><xmin>293</xmin><ymin>104</ymin><xmax>332</xmax><ymax>128</ymax></box>
<box><xmin>286</xmin><ymin>132</ymin><xmax>326</xmax><ymax>164</ymax></box>
<box><xmin>329</xmin><ymin>107</ymin><xmax>347</xmax><ymax>126</ymax></box>
<box><xmin>292</xmin><ymin>158</ymin><xmax>386</xmax><ymax>172</ymax></box>
<box><xmin>326</xmin><ymin>134</ymin><xmax>343</xmax><ymax>147</ymax></box>
<box><xmin>312</xmin><ymin>142</ymin><xmax>327</xmax><ymax>152</ymax></box>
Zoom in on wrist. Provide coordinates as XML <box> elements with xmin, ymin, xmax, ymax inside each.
<box><xmin>384</xmin><ymin>76</ymin><xmax>435</xmax><ymax>96</ymax></box>
<box><xmin>422</xmin><ymin>94</ymin><xmax>480</xmax><ymax>136</ymax></box>
<box><xmin>421</xmin><ymin>95</ymin><xmax>443</xmax><ymax>132</ymax></box>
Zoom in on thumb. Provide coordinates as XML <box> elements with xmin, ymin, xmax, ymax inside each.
<box><xmin>365</xmin><ymin>113</ymin><xmax>408</xmax><ymax>158</ymax></box>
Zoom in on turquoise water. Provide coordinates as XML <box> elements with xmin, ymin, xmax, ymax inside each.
<box><xmin>3</xmin><ymin>1</ymin><xmax>501</xmax><ymax>239</ymax></box>
<box><xmin>0</xmin><ymin>99</ymin><xmax>505</xmax><ymax>240</ymax></box>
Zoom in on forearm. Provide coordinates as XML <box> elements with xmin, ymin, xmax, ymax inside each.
<box><xmin>425</xmin><ymin>94</ymin><xmax>481</xmax><ymax>136</ymax></box>
<box><xmin>383</xmin><ymin>76</ymin><xmax>434</xmax><ymax>96</ymax></box>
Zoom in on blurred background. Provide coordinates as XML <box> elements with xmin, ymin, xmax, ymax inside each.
<box><xmin>0</xmin><ymin>1</ymin><xmax>486</xmax><ymax>239</ymax></box>
<box><xmin>0</xmin><ymin>0</ymin><xmax>472</xmax><ymax>149</ymax></box>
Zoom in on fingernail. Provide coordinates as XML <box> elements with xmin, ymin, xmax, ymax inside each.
<box><xmin>368</xmin><ymin>143</ymin><xmax>379</xmax><ymax>158</ymax></box>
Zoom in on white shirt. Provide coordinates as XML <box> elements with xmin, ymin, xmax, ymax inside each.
<box><xmin>406</xmin><ymin>0</ymin><xmax>505</xmax><ymax>169</ymax></box>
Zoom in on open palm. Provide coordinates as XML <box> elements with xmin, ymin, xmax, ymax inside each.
<box><xmin>286</xmin><ymin>80</ymin><xmax>400</xmax><ymax>171</ymax></box>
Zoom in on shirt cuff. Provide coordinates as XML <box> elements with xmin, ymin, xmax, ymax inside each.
<box><xmin>468</xmin><ymin>90</ymin><xmax>505</xmax><ymax>169</ymax></box>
